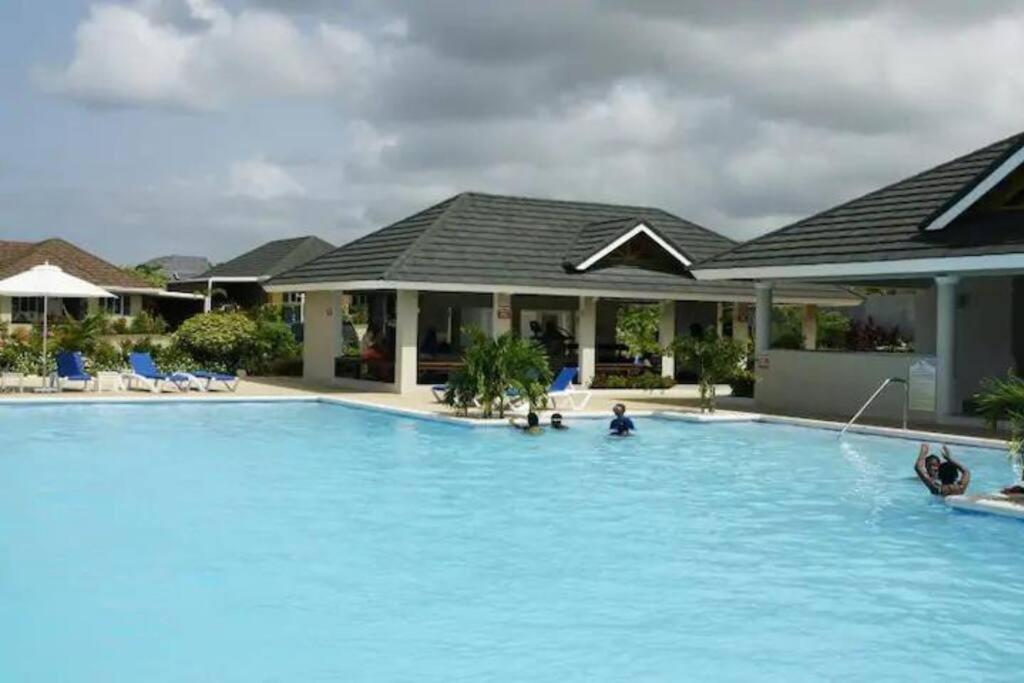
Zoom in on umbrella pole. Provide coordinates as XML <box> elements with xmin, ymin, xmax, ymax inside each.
<box><xmin>42</xmin><ymin>296</ymin><xmax>48</xmax><ymax>385</ymax></box>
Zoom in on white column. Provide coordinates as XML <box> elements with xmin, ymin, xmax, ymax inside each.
<box><xmin>0</xmin><ymin>295</ymin><xmax>10</xmax><ymax>324</ymax></box>
<box><xmin>491</xmin><ymin>292</ymin><xmax>512</xmax><ymax>337</ymax></box>
<box><xmin>659</xmin><ymin>300</ymin><xmax>676</xmax><ymax>379</ymax></box>
<box><xmin>732</xmin><ymin>303</ymin><xmax>749</xmax><ymax>345</ymax></box>
<box><xmin>302</xmin><ymin>290</ymin><xmax>342</xmax><ymax>383</ymax></box>
<box><xmin>935</xmin><ymin>275</ymin><xmax>959</xmax><ymax>417</ymax></box>
<box><xmin>395</xmin><ymin>289</ymin><xmax>420</xmax><ymax>394</ymax></box>
<box><xmin>802</xmin><ymin>304</ymin><xmax>818</xmax><ymax>350</ymax></box>
<box><xmin>578</xmin><ymin>296</ymin><xmax>597</xmax><ymax>387</ymax></box>
<box><xmin>754</xmin><ymin>282</ymin><xmax>773</xmax><ymax>355</ymax></box>
<box><xmin>715</xmin><ymin>302</ymin><xmax>724</xmax><ymax>338</ymax></box>
<box><xmin>204</xmin><ymin>279</ymin><xmax>213</xmax><ymax>313</ymax></box>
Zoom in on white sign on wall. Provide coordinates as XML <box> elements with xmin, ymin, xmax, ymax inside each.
<box><xmin>909</xmin><ymin>358</ymin><xmax>937</xmax><ymax>412</ymax></box>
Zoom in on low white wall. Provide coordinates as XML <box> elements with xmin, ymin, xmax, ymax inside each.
<box><xmin>756</xmin><ymin>350</ymin><xmax>926</xmax><ymax>420</ymax></box>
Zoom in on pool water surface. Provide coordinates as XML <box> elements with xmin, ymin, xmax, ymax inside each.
<box><xmin>1</xmin><ymin>402</ymin><xmax>1021</xmax><ymax>681</ymax></box>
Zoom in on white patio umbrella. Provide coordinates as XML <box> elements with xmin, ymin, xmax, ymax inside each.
<box><xmin>0</xmin><ymin>263</ymin><xmax>115</xmax><ymax>380</ymax></box>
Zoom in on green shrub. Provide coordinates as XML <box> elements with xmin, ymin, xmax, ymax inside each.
<box><xmin>729</xmin><ymin>368</ymin><xmax>755</xmax><ymax>398</ymax></box>
<box><xmin>87</xmin><ymin>341</ymin><xmax>126</xmax><ymax>372</ymax></box>
<box><xmin>109</xmin><ymin>318</ymin><xmax>129</xmax><ymax>334</ymax></box>
<box><xmin>129</xmin><ymin>311</ymin><xmax>168</xmax><ymax>335</ymax></box>
<box><xmin>174</xmin><ymin>311</ymin><xmax>257</xmax><ymax>372</ymax></box>
<box><xmin>616</xmin><ymin>304</ymin><xmax>663</xmax><ymax>359</ymax></box>
<box><xmin>591</xmin><ymin>372</ymin><xmax>675</xmax><ymax>390</ymax></box>
<box><xmin>243</xmin><ymin>315</ymin><xmax>300</xmax><ymax>375</ymax></box>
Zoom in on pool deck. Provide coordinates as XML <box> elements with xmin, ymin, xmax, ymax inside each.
<box><xmin>0</xmin><ymin>375</ymin><xmax>1010</xmax><ymax>450</ymax></box>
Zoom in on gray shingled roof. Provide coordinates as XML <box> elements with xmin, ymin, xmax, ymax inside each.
<box><xmin>269</xmin><ymin>192</ymin><xmax>856</xmax><ymax>303</ymax></box>
<box><xmin>562</xmin><ymin>216</ymin><xmax>692</xmax><ymax>269</ymax></box>
<box><xmin>142</xmin><ymin>255</ymin><xmax>212</xmax><ymax>281</ymax></box>
<box><xmin>197</xmin><ymin>236</ymin><xmax>335</xmax><ymax>280</ymax></box>
<box><xmin>697</xmin><ymin>131</ymin><xmax>1024</xmax><ymax>271</ymax></box>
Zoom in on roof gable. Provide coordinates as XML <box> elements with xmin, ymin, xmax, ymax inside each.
<box><xmin>0</xmin><ymin>238</ymin><xmax>152</xmax><ymax>289</ymax></box>
<box><xmin>564</xmin><ymin>217</ymin><xmax>693</xmax><ymax>271</ymax></box>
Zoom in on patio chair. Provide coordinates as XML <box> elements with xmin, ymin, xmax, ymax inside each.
<box><xmin>54</xmin><ymin>351</ymin><xmax>95</xmax><ymax>391</ymax></box>
<box><xmin>191</xmin><ymin>370</ymin><xmax>239</xmax><ymax>392</ymax></box>
<box><xmin>546</xmin><ymin>366</ymin><xmax>592</xmax><ymax>411</ymax></box>
<box><xmin>127</xmin><ymin>352</ymin><xmax>195</xmax><ymax>393</ymax></box>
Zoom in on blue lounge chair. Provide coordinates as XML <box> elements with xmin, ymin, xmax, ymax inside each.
<box><xmin>546</xmin><ymin>366</ymin><xmax>592</xmax><ymax>410</ymax></box>
<box><xmin>127</xmin><ymin>352</ymin><xmax>194</xmax><ymax>393</ymax></box>
<box><xmin>54</xmin><ymin>351</ymin><xmax>95</xmax><ymax>391</ymax></box>
<box><xmin>192</xmin><ymin>370</ymin><xmax>239</xmax><ymax>392</ymax></box>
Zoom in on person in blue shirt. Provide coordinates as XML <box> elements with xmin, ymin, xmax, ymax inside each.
<box><xmin>609</xmin><ymin>403</ymin><xmax>635</xmax><ymax>436</ymax></box>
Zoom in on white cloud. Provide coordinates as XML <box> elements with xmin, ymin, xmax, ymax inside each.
<box><xmin>228</xmin><ymin>158</ymin><xmax>306</xmax><ymax>200</ymax></box>
<box><xmin>36</xmin><ymin>0</ymin><xmax>376</xmax><ymax>109</ymax></box>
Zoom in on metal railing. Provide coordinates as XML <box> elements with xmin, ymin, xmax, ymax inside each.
<box><xmin>838</xmin><ymin>377</ymin><xmax>909</xmax><ymax>438</ymax></box>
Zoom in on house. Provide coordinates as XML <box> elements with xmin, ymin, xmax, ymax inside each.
<box><xmin>0</xmin><ymin>238</ymin><xmax>204</xmax><ymax>329</ymax></box>
<box><xmin>265</xmin><ymin>192</ymin><xmax>858</xmax><ymax>393</ymax></box>
<box><xmin>171</xmin><ymin>236</ymin><xmax>334</xmax><ymax>320</ymax></box>
<box><xmin>142</xmin><ymin>255</ymin><xmax>213</xmax><ymax>282</ymax></box>
<box><xmin>693</xmin><ymin>130</ymin><xmax>1024</xmax><ymax>423</ymax></box>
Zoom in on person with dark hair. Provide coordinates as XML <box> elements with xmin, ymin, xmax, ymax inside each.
<box><xmin>550</xmin><ymin>413</ymin><xmax>568</xmax><ymax>430</ymax></box>
<box><xmin>915</xmin><ymin>444</ymin><xmax>970</xmax><ymax>496</ymax></box>
<box><xmin>509</xmin><ymin>411</ymin><xmax>544</xmax><ymax>435</ymax></box>
<box><xmin>609</xmin><ymin>403</ymin><xmax>635</xmax><ymax>436</ymax></box>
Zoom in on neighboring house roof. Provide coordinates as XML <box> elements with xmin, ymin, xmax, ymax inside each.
<box><xmin>694</xmin><ymin>130</ymin><xmax>1024</xmax><ymax>278</ymax></box>
<box><xmin>0</xmin><ymin>238</ymin><xmax>152</xmax><ymax>289</ymax></box>
<box><xmin>143</xmin><ymin>255</ymin><xmax>212</xmax><ymax>281</ymax></box>
<box><xmin>195</xmin><ymin>236</ymin><xmax>335</xmax><ymax>281</ymax></box>
<box><xmin>268</xmin><ymin>192</ymin><xmax>857</xmax><ymax>304</ymax></box>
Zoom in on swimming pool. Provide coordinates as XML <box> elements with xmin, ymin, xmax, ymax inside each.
<box><xmin>1</xmin><ymin>401</ymin><xmax>1020</xmax><ymax>681</ymax></box>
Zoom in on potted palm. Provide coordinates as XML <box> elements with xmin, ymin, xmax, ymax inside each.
<box><xmin>444</xmin><ymin>326</ymin><xmax>551</xmax><ymax>418</ymax></box>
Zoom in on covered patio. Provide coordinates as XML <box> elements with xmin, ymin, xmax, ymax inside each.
<box><xmin>694</xmin><ymin>130</ymin><xmax>1024</xmax><ymax>424</ymax></box>
<box><xmin>267</xmin><ymin>192</ymin><xmax>857</xmax><ymax>394</ymax></box>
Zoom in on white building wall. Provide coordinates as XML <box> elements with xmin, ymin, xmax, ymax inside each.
<box><xmin>756</xmin><ymin>350</ymin><xmax>925</xmax><ymax>419</ymax></box>
<box><xmin>953</xmin><ymin>276</ymin><xmax>1015</xmax><ymax>408</ymax></box>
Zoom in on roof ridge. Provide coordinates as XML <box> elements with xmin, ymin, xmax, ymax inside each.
<box><xmin>383</xmin><ymin>192</ymin><xmax>468</xmax><ymax>280</ymax></box>
<box><xmin>694</xmin><ymin>130</ymin><xmax>1024</xmax><ymax>267</ymax></box>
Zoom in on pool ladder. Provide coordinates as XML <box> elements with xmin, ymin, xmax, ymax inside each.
<box><xmin>838</xmin><ymin>377</ymin><xmax>909</xmax><ymax>439</ymax></box>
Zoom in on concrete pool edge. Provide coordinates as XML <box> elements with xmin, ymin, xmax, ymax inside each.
<box><xmin>0</xmin><ymin>392</ymin><xmax>1009</xmax><ymax>450</ymax></box>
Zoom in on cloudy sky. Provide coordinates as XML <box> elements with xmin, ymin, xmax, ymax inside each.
<box><xmin>2</xmin><ymin>0</ymin><xmax>1023</xmax><ymax>264</ymax></box>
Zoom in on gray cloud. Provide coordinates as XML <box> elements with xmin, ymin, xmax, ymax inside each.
<box><xmin>14</xmin><ymin>0</ymin><xmax>1024</xmax><ymax>263</ymax></box>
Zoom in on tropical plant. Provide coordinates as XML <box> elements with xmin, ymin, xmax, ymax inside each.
<box><xmin>673</xmin><ymin>332</ymin><xmax>745</xmax><ymax>413</ymax></box>
<box><xmin>616</xmin><ymin>304</ymin><xmax>663</xmax><ymax>360</ymax></box>
<box><xmin>126</xmin><ymin>264</ymin><xmax>168</xmax><ymax>288</ymax></box>
<box><xmin>443</xmin><ymin>326</ymin><xmax>552</xmax><ymax>418</ymax></box>
<box><xmin>244</xmin><ymin>310</ymin><xmax>300</xmax><ymax>375</ymax></box>
<box><xmin>128</xmin><ymin>310</ymin><xmax>168</xmax><ymax>335</ymax></box>
<box><xmin>53</xmin><ymin>313</ymin><xmax>109</xmax><ymax>355</ymax></box>
<box><xmin>974</xmin><ymin>373</ymin><xmax>1024</xmax><ymax>477</ymax></box>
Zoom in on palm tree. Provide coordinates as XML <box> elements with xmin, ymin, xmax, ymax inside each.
<box><xmin>974</xmin><ymin>374</ymin><xmax>1024</xmax><ymax>476</ymax></box>
<box><xmin>444</xmin><ymin>326</ymin><xmax>552</xmax><ymax>418</ymax></box>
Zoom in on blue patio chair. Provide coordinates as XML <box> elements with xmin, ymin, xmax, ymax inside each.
<box><xmin>546</xmin><ymin>366</ymin><xmax>591</xmax><ymax>410</ymax></box>
<box><xmin>191</xmin><ymin>370</ymin><xmax>239</xmax><ymax>392</ymax></box>
<box><xmin>127</xmin><ymin>352</ymin><xmax>194</xmax><ymax>393</ymax></box>
<box><xmin>54</xmin><ymin>351</ymin><xmax>95</xmax><ymax>392</ymax></box>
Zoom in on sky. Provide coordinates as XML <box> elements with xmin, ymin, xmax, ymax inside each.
<box><xmin>2</xmin><ymin>1</ymin><xmax>1023</xmax><ymax>265</ymax></box>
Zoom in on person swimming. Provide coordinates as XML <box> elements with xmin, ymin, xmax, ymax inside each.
<box><xmin>509</xmin><ymin>411</ymin><xmax>544</xmax><ymax>435</ymax></box>
<box><xmin>609</xmin><ymin>403</ymin><xmax>635</xmax><ymax>436</ymax></box>
<box><xmin>550</xmin><ymin>413</ymin><xmax>568</xmax><ymax>430</ymax></box>
<box><xmin>914</xmin><ymin>443</ymin><xmax>970</xmax><ymax>496</ymax></box>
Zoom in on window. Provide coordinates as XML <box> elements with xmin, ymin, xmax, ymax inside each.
<box><xmin>11</xmin><ymin>297</ymin><xmax>44</xmax><ymax>324</ymax></box>
<box><xmin>101</xmin><ymin>295</ymin><xmax>132</xmax><ymax>317</ymax></box>
<box><xmin>282</xmin><ymin>292</ymin><xmax>304</xmax><ymax>324</ymax></box>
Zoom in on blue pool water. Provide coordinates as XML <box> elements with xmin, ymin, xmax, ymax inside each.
<box><xmin>1</xmin><ymin>402</ymin><xmax>1022</xmax><ymax>681</ymax></box>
